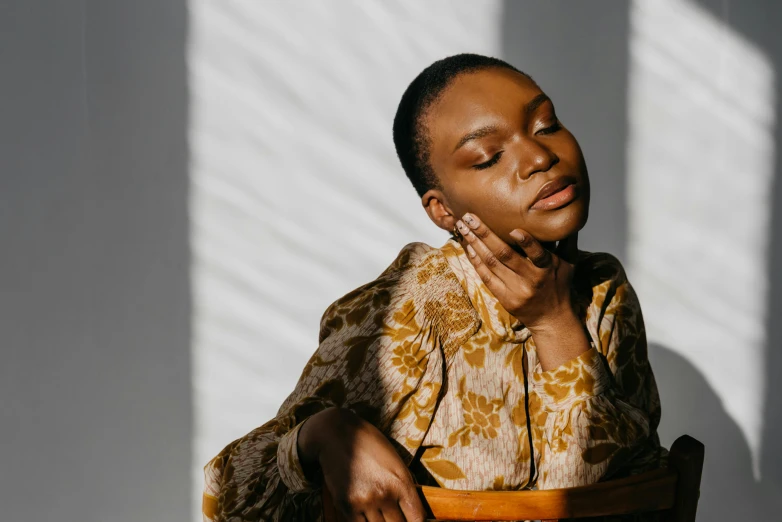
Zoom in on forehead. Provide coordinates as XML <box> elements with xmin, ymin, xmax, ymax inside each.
<box><xmin>424</xmin><ymin>68</ymin><xmax>545</xmax><ymax>145</ymax></box>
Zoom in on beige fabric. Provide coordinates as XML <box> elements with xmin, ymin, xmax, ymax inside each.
<box><xmin>202</xmin><ymin>238</ymin><xmax>664</xmax><ymax>521</ymax></box>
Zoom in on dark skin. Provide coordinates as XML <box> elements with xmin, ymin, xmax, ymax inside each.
<box><xmin>299</xmin><ymin>67</ymin><xmax>592</xmax><ymax>521</ymax></box>
<box><xmin>422</xmin><ymin>67</ymin><xmax>592</xmax><ymax>370</ymax></box>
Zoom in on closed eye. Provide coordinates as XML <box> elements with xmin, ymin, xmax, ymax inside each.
<box><xmin>537</xmin><ymin>120</ymin><xmax>562</xmax><ymax>135</ymax></box>
<box><xmin>472</xmin><ymin>151</ymin><xmax>503</xmax><ymax>170</ymax></box>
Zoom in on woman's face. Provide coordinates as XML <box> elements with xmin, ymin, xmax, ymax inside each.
<box><xmin>422</xmin><ymin>67</ymin><xmax>590</xmax><ymax>247</ymax></box>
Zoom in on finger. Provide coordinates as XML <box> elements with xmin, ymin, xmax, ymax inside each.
<box><xmin>380</xmin><ymin>504</ymin><xmax>407</xmax><ymax>522</ymax></box>
<box><xmin>459</xmin><ymin>213</ymin><xmax>528</xmax><ymax>274</ymax></box>
<box><xmin>509</xmin><ymin>229</ymin><xmax>553</xmax><ymax>268</ymax></box>
<box><xmin>398</xmin><ymin>485</ymin><xmax>427</xmax><ymax>522</ymax></box>
<box><xmin>362</xmin><ymin>509</ymin><xmax>385</xmax><ymax>522</ymax></box>
<box><xmin>456</xmin><ymin>220</ymin><xmax>517</xmax><ymax>293</ymax></box>
<box><xmin>339</xmin><ymin>498</ymin><xmax>369</xmax><ymax>522</ymax></box>
<box><xmin>555</xmin><ymin>231</ymin><xmax>579</xmax><ymax>264</ymax></box>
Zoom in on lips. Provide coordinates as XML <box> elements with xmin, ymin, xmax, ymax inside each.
<box><xmin>531</xmin><ymin>176</ymin><xmax>577</xmax><ymax>207</ymax></box>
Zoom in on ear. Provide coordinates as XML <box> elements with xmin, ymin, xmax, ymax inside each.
<box><xmin>422</xmin><ymin>189</ymin><xmax>458</xmax><ymax>233</ymax></box>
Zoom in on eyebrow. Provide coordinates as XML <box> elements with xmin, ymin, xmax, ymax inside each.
<box><xmin>525</xmin><ymin>93</ymin><xmax>551</xmax><ymax>115</ymax></box>
<box><xmin>452</xmin><ymin>93</ymin><xmax>553</xmax><ymax>152</ymax></box>
<box><xmin>452</xmin><ymin>125</ymin><xmax>500</xmax><ymax>152</ymax></box>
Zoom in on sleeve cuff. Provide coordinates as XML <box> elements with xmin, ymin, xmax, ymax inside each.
<box><xmin>531</xmin><ymin>345</ymin><xmax>612</xmax><ymax>411</ymax></box>
<box><xmin>277</xmin><ymin>420</ymin><xmax>318</xmax><ymax>493</ymax></box>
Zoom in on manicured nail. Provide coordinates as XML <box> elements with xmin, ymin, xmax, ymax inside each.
<box><xmin>466</xmin><ymin>244</ymin><xmax>476</xmax><ymax>258</ymax></box>
<box><xmin>463</xmin><ymin>213</ymin><xmax>477</xmax><ymax>228</ymax></box>
<box><xmin>456</xmin><ymin>220</ymin><xmax>469</xmax><ymax>234</ymax></box>
<box><xmin>510</xmin><ymin>230</ymin><xmax>525</xmax><ymax>242</ymax></box>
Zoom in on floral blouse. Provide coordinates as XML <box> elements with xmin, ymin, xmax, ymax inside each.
<box><xmin>202</xmin><ymin>238</ymin><xmax>665</xmax><ymax>521</ymax></box>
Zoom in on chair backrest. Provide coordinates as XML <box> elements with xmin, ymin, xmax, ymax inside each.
<box><xmin>322</xmin><ymin>435</ymin><xmax>704</xmax><ymax>521</ymax></box>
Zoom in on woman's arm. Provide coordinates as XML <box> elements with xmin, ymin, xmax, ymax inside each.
<box><xmin>526</xmin><ymin>309</ymin><xmax>591</xmax><ymax>370</ymax></box>
<box><xmin>530</xmin><ymin>274</ymin><xmax>662</xmax><ymax>488</ymax></box>
<box><xmin>296</xmin><ymin>406</ymin><xmax>426</xmax><ymax>522</ymax></box>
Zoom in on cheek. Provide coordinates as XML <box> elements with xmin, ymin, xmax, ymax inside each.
<box><xmin>478</xmin><ymin>180</ymin><xmax>534</xmax><ymax>240</ymax></box>
<box><xmin>558</xmin><ymin>131</ymin><xmax>587</xmax><ymax>171</ymax></box>
<box><xmin>448</xmin><ymin>178</ymin><xmax>518</xmax><ymax>231</ymax></box>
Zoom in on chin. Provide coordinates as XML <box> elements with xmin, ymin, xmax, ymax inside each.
<box><xmin>532</xmin><ymin>202</ymin><xmax>588</xmax><ymax>243</ymax></box>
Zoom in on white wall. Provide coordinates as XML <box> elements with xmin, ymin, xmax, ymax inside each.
<box><xmin>188</xmin><ymin>0</ymin><xmax>504</xmax><ymax>516</ymax></box>
<box><xmin>627</xmin><ymin>0</ymin><xmax>775</xmax><ymax>479</ymax></box>
<box><xmin>1</xmin><ymin>2</ymin><xmax>191</xmax><ymax>521</ymax></box>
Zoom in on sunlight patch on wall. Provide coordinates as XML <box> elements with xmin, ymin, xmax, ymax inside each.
<box><xmin>627</xmin><ymin>0</ymin><xmax>775</xmax><ymax>479</ymax></box>
<box><xmin>187</xmin><ymin>0</ymin><xmax>503</xmax><ymax>513</ymax></box>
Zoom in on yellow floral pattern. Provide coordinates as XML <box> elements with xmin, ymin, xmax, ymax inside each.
<box><xmin>202</xmin><ymin>239</ymin><xmax>664</xmax><ymax>522</ymax></box>
<box><xmin>391</xmin><ymin>340</ymin><xmax>427</xmax><ymax>380</ymax></box>
<box><xmin>462</xmin><ymin>391</ymin><xmax>503</xmax><ymax>439</ymax></box>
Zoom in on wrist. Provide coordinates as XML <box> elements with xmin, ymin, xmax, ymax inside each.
<box><xmin>297</xmin><ymin>407</ymin><xmax>360</xmax><ymax>465</ymax></box>
<box><xmin>526</xmin><ymin>311</ymin><xmax>591</xmax><ymax>371</ymax></box>
<box><xmin>524</xmin><ymin>308</ymin><xmax>580</xmax><ymax>336</ymax></box>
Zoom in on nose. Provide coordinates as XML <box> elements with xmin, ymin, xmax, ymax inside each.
<box><xmin>517</xmin><ymin>137</ymin><xmax>559</xmax><ymax>180</ymax></box>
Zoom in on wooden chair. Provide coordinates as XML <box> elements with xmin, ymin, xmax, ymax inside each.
<box><xmin>322</xmin><ymin>435</ymin><xmax>703</xmax><ymax>521</ymax></box>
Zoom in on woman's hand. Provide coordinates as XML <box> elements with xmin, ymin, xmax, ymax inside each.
<box><xmin>298</xmin><ymin>407</ymin><xmax>426</xmax><ymax>522</ymax></box>
<box><xmin>454</xmin><ymin>213</ymin><xmax>590</xmax><ymax>370</ymax></box>
<box><xmin>454</xmin><ymin>212</ymin><xmax>577</xmax><ymax>330</ymax></box>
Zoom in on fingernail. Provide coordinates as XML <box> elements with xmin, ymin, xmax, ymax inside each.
<box><xmin>456</xmin><ymin>220</ymin><xmax>469</xmax><ymax>234</ymax></box>
<box><xmin>511</xmin><ymin>230</ymin><xmax>525</xmax><ymax>242</ymax></box>
<box><xmin>463</xmin><ymin>213</ymin><xmax>477</xmax><ymax>228</ymax></box>
<box><xmin>466</xmin><ymin>244</ymin><xmax>476</xmax><ymax>258</ymax></box>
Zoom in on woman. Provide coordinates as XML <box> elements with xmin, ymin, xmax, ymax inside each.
<box><xmin>202</xmin><ymin>53</ymin><xmax>665</xmax><ymax>522</ymax></box>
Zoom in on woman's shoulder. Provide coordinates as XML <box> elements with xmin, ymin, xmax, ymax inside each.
<box><xmin>575</xmin><ymin>249</ymin><xmax>629</xmax><ymax>288</ymax></box>
<box><xmin>318</xmin><ymin>241</ymin><xmax>480</xmax><ymax>348</ymax></box>
<box><xmin>325</xmin><ymin>241</ymin><xmax>453</xmax><ymax>304</ymax></box>
<box><xmin>575</xmin><ymin>249</ymin><xmax>640</xmax><ymax>317</ymax></box>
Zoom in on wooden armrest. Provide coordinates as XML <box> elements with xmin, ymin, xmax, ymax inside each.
<box><xmin>323</xmin><ymin>468</ymin><xmax>677</xmax><ymax>521</ymax></box>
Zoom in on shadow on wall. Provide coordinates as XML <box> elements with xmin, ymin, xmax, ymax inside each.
<box><xmin>686</xmin><ymin>0</ymin><xmax>782</xmax><ymax>506</ymax></box>
<box><xmin>649</xmin><ymin>343</ymin><xmax>779</xmax><ymax>519</ymax></box>
<box><xmin>674</xmin><ymin>0</ymin><xmax>782</xmax><ymax>515</ymax></box>
<box><xmin>500</xmin><ymin>0</ymin><xmax>631</xmax><ymax>264</ymax></box>
<box><xmin>0</xmin><ymin>2</ymin><xmax>190</xmax><ymax>521</ymax></box>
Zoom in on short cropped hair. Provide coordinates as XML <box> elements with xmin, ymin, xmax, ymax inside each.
<box><xmin>392</xmin><ymin>53</ymin><xmax>534</xmax><ymax>197</ymax></box>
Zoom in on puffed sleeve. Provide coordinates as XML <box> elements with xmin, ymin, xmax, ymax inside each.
<box><xmin>202</xmin><ymin>243</ymin><xmax>479</xmax><ymax>522</ymax></box>
<box><xmin>530</xmin><ymin>253</ymin><xmax>663</xmax><ymax>489</ymax></box>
